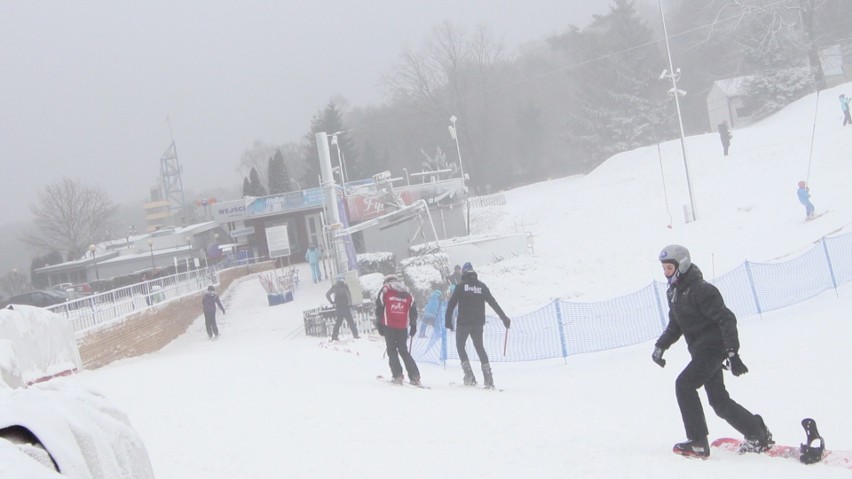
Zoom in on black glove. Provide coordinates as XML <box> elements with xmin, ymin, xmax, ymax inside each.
<box><xmin>409</xmin><ymin>325</ymin><xmax>416</xmax><ymax>337</ymax></box>
<box><xmin>652</xmin><ymin>347</ymin><xmax>666</xmax><ymax>368</ymax></box>
<box><xmin>445</xmin><ymin>319</ymin><xmax>454</xmax><ymax>331</ymax></box>
<box><xmin>376</xmin><ymin>323</ymin><xmax>386</xmax><ymax>337</ymax></box>
<box><xmin>724</xmin><ymin>350</ymin><xmax>748</xmax><ymax>376</ymax></box>
<box><xmin>502</xmin><ymin>317</ymin><xmax>511</xmax><ymax>328</ymax></box>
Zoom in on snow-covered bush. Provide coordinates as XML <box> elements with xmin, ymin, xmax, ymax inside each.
<box><xmin>356</xmin><ymin>252</ymin><xmax>395</xmax><ymax>276</ymax></box>
<box><xmin>399</xmin><ymin>253</ymin><xmax>450</xmax><ymax>307</ymax></box>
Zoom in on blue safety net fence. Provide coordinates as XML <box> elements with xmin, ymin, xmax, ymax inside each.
<box><xmin>413</xmin><ymin>235</ymin><xmax>852</xmax><ymax>365</ymax></box>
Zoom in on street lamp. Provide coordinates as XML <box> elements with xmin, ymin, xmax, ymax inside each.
<box><xmin>329</xmin><ymin>133</ymin><xmax>348</xmax><ymax>186</ymax></box>
<box><xmin>448</xmin><ymin>115</ymin><xmax>466</xmax><ymax>186</ymax></box>
<box><xmin>658</xmin><ymin>0</ymin><xmax>696</xmax><ymax>222</ymax></box>
<box><xmin>88</xmin><ymin>244</ymin><xmax>99</xmax><ymax>280</ymax></box>
<box><xmin>146</xmin><ymin>239</ymin><xmax>155</xmax><ymax>270</ymax></box>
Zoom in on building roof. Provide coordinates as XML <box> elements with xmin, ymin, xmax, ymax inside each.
<box><xmin>712</xmin><ymin>76</ymin><xmax>754</xmax><ymax>97</ymax></box>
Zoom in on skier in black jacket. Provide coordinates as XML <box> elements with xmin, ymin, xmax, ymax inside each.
<box><xmin>326</xmin><ymin>276</ymin><xmax>360</xmax><ymax>341</ymax></box>
<box><xmin>444</xmin><ymin>262</ymin><xmax>510</xmax><ymax>388</ymax></box>
<box><xmin>652</xmin><ymin>244</ymin><xmax>773</xmax><ymax>458</ymax></box>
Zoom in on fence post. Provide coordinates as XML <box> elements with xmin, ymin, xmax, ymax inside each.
<box><xmin>652</xmin><ymin>281</ymin><xmax>667</xmax><ymax>330</ymax></box>
<box><xmin>820</xmin><ymin>237</ymin><xmax>839</xmax><ymax>297</ymax></box>
<box><xmin>555</xmin><ymin>299</ymin><xmax>568</xmax><ymax>360</ymax></box>
<box><xmin>744</xmin><ymin>261</ymin><xmax>763</xmax><ymax>318</ymax></box>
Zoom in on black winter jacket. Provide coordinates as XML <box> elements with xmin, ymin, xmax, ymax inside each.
<box><xmin>445</xmin><ymin>271</ymin><xmax>508</xmax><ymax>327</ymax></box>
<box><xmin>326</xmin><ymin>282</ymin><xmax>351</xmax><ymax>310</ymax></box>
<box><xmin>655</xmin><ymin>264</ymin><xmax>740</xmax><ymax>356</ymax></box>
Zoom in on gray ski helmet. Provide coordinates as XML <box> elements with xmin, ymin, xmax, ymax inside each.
<box><xmin>659</xmin><ymin>244</ymin><xmax>691</xmax><ymax>274</ymax></box>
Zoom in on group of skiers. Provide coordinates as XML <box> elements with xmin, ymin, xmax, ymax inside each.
<box><xmin>373</xmin><ymin>262</ymin><xmax>511</xmax><ymax>389</ymax></box>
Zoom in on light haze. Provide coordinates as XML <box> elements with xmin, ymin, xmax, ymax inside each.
<box><xmin>0</xmin><ymin>1</ymin><xmax>611</xmax><ymax>223</ymax></box>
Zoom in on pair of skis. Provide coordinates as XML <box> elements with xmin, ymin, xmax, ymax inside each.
<box><xmin>375</xmin><ymin>375</ymin><xmax>504</xmax><ymax>392</ymax></box>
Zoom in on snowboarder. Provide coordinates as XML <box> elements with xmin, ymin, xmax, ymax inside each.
<box><xmin>326</xmin><ymin>276</ymin><xmax>359</xmax><ymax>341</ymax></box>
<box><xmin>305</xmin><ymin>243</ymin><xmax>322</xmax><ymax>283</ymax></box>
<box><xmin>718</xmin><ymin>122</ymin><xmax>732</xmax><ymax>156</ymax></box>
<box><xmin>375</xmin><ymin>274</ymin><xmax>421</xmax><ymax>385</ymax></box>
<box><xmin>202</xmin><ymin>285</ymin><xmax>225</xmax><ymax>340</ymax></box>
<box><xmin>444</xmin><ymin>262</ymin><xmax>510</xmax><ymax>388</ymax></box>
<box><xmin>797</xmin><ymin>180</ymin><xmax>815</xmax><ymax>219</ymax></box>
<box><xmin>652</xmin><ymin>244</ymin><xmax>773</xmax><ymax>458</ymax></box>
<box><xmin>840</xmin><ymin>94</ymin><xmax>851</xmax><ymax>126</ymax></box>
<box><xmin>418</xmin><ymin>289</ymin><xmax>443</xmax><ymax>338</ymax></box>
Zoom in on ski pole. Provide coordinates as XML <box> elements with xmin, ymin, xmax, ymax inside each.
<box><xmin>503</xmin><ymin>328</ymin><xmax>509</xmax><ymax>357</ymax></box>
<box><xmin>408</xmin><ymin>334</ymin><xmax>414</xmax><ymax>352</ymax></box>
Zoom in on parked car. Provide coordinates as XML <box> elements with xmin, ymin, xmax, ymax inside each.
<box><xmin>4</xmin><ymin>290</ymin><xmax>69</xmax><ymax>308</ymax></box>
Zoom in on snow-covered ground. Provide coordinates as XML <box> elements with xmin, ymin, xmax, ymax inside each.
<box><xmin>56</xmin><ymin>82</ymin><xmax>852</xmax><ymax>478</ymax></box>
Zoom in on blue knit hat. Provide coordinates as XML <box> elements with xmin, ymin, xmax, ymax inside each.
<box><xmin>462</xmin><ymin>262</ymin><xmax>474</xmax><ymax>273</ymax></box>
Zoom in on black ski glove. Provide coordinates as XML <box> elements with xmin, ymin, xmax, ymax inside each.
<box><xmin>724</xmin><ymin>350</ymin><xmax>748</xmax><ymax>376</ymax></box>
<box><xmin>652</xmin><ymin>347</ymin><xmax>666</xmax><ymax>368</ymax></box>
<box><xmin>501</xmin><ymin>316</ymin><xmax>511</xmax><ymax>328</ymax></box>
<box><xmin>409</xmin><ymin>325</ymin><xmax>416</xmax><ymax>337</ymax></box>
<box><xmin>445</xmin><ymin>318</ymin><xmax>454</xmax><ymax>332</ymax></box>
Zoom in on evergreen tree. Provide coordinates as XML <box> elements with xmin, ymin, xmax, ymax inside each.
<box><xmin>249</xmin><ymin>166</ymin><xmax>267</xmax><ymax>197</ymax></box>
<box><xmin>242</xmin><ymin>177</ymin><xmax>252</xmax><ymax>197</ymax></box>
<box><xmin>549</xmin><ymin>0</ymin><xmax>670</xmax><ymax>163</ymax></box>
<box><xmin>300</xmin><ymin>101</ymin><xmax>358</xmax><ymax>187</ymax></box>
<box><xmin>268</xmin><ymin>150</ymin><xmax>292</xmax><ymax>194</ymax></box>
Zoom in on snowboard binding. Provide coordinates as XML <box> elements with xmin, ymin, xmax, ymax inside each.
<box><xmin>799</xmin><ymin>418</ymin><xmax>825</xmax><ymax>464</ymax></box>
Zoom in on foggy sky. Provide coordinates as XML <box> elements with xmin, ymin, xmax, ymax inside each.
<box><xmin>1</xmin><ymin>1</ymin><xmax>611</xmax><ymax>224</ymax></box>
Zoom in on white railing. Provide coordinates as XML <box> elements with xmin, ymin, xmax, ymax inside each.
<box><xmin>48</xmin><ymin>267</ymin><xmax>219</xmax><ymax>335</ymax></box>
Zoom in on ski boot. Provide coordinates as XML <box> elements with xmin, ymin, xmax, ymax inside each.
<box><xmin>673</xmin><ymin>437</ymin><xmax>710</xmax><ymax>458</ymax></box>
<box><xmin>482</xmin><ymin>363</ymin><xmax>495</xmax><ymax>389</ymax></box>
<box><xmin>740</xmin><ymin>414</ymin><xmax>774</xmax><ymax>453</ymax></box>
<box><xmin>461</xmin><ymin>361</ymin><xmax>477</xmax><ymax>386</ymax></box>
<box><xmin>391</xmin><ymin>376</ymin><xmax>405</xmax><ymax>385</ymax></box>
<box><xmin>409</xmin><ymin>376</ymin><xmax>422</xmax><ymax>386</ymax></box>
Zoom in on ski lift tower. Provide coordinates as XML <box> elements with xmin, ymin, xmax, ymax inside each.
<box><xmin>159</xmin><ymin>141</ymin><xmax>186</xmax><ymax>225</ymax></box>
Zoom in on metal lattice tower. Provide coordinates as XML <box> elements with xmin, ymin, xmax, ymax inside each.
<box><xmin>159</xmin><ymin>141</ymin><xmax>186</xmax><ymax>220</ymax></box>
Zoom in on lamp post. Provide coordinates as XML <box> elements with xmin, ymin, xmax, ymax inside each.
<box><xmin>146</xmin><ymin>239</ymin><xmax>155</xmax><ymax>270</ymax></box>
<box><xmin>658</xmin><ymin>0</ymin><xmax>696</xmax><ymax>222</ymax></box>
<box><xmin>449</xmin><ymin>115</ymin><xmax>470</xmax><ymax>234</ymax></box>
<box><xmin>88</xmin><ymin>244</ymin><xmax>99</xmax><ymax>280</ymax></box>
<box><xmin>330</xmin><ymin>133</ymin><xmax>348</xmax><ymax>186</ymax></box>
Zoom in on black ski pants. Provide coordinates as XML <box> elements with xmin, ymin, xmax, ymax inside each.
<box><xmin>204</xmin><ymin>311</ymin><xmax>219</xmax><ymax>338</ymax></box>
<box><xmin>384</xmin><ymin>328</ymin><xmax>419</xmax><ymax>380</ymax></box>
<box><xmin>675</xmin><ymin>348</ymin><xmax>760</xmax><ymax>440</ymax></box>
<box><xmin>331</xmin><ymin>307</ymin><xmax>359</xmax><ymax>340</ymax></box>
<box><xmin>455</xmin><ymin>322</ymin><xmax>489</xmax><ymax>365</ymax></box>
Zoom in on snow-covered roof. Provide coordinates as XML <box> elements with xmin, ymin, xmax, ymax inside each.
<box><xmin>712</xmin><ymin>75</ymin><xmax>754</xmax><ymax>97</ymax></box>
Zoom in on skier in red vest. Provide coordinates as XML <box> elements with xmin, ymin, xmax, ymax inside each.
<box><xmin>375</xmin><ymin>275</ymin><xmax>421</xmax><ymax>385</ymax></box>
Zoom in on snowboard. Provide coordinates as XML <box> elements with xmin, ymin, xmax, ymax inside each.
<box><xmin>375</xmin><ymin>375</ymin><xmax>430</xmax><ymax>389</ymax></box>
<box><xmin>711</xmin><ymin>419</ymin><xmax>851</xmax><ymax>469</ymax></box>
<box><xmin>802</xmin><ymin>210</ymin><xmax>829</xmax><ymax>223</ymax></box>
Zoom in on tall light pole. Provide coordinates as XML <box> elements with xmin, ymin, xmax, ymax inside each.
<box><xmin>330</xmin><ymin>133</ymin><xmax>348</xmax><ymax>186</ymax></box>
<box><xmin>448</xmin><ymin>115</ymin><xmax>466</xmax><ymax>188</ymax></box>
<box><xmin>146</xmin><ymin>239</ymin><xmax>155</xmax><ymax>270</ymax></box>
<box><xmin>448</xmin><ymin>115</ymin><xmax>470</xmax><ymax>235</ymax></box>
<box><xmin>658</xmin><ymin>0</ymin><xmax>696</xmax><ymax>222</ymax></box>
<box><xmin>88</xmin><ymin>244</ymin><xmax>99</xmax><ymax>280</ymax></box>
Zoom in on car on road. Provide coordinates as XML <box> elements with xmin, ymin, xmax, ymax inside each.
<box><xmin>3</xmin><ymin>290</ymin><xmax>69</xmax><ymax>308</ymax></box>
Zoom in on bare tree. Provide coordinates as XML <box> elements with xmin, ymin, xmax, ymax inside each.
<box><xmin>0</xmin><ymin>269</ymin><xmax>29</xmax><ymax>297</ymax></box>
<box><xmin>25</xmin><ymin>178</ymin><xmax>118</xmax><ymax>260</ymax></box>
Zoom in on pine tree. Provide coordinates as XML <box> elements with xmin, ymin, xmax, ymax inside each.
<box><xmin>300</xmin><ymin>101</ymin><xmax>358</xmax><ymax>187</ymax></box>
<box><xmin>249</xmin><ymin>166</ymin><xmax>267</xmax><ymax>197</ymax></box>
<box><xmin>268</xmin><ymin>150</ymin><xmax>292</xmax><ymax>194</ymax></box>
<box><xmin>242</xmin><ymin>177</ymin><xmax>252</xmax><ymax>197</ymax></box>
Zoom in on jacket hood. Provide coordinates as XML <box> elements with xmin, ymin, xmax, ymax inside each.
<box><xmin>384</xmin><ymin>280</ymin><xmax>408</xmax><ymax>293</ymax></box>
<box><xmin>461</xmin><ymin>271</ymin><xmax>478</xmax><ymax>282</ymax></box>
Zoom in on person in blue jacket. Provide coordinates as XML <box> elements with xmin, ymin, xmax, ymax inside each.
<box><xmin>305</xmin><ymin>243</ymin><xmax>322</xmax><ymax>283</ymax></box>
<box><xmin>418</xmin><ymin>289</ymin><xmax>443</xmax><ymax>337</ymax></box>
<box><xmin>797</xmin><ymin>180</ymin><xmax>815</xmax><ymax>219</ymax></box>
<box><xmin>840</xmin><ymin>94</ymin><xmax>851</xmax><ymax>126</ymax></box>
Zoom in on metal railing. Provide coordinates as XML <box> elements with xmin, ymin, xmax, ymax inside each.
<box><xmin>48</xmin><ymin>267</ymin><xmax>219</xmax><ymax>335</ymax></box>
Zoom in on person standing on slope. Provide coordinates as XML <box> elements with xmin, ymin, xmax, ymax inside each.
<box><xmin>797</xmin><ymin>180</ymin><xmax>815</xmax><ymax>220</ymax></box>
<box><xmin>202</xmin><ymin>285</ymin><xmax>226</xmax><ymax>340</ymax></box>
<box><xmin>375</xmin><ymin>275</ymin><xmax>421</xmax><ymax>385</ymax></box>
<box><xmin>305</xmin><ymin>243</ymin><xmax>323</xmax><ymax>284</ymax></box>
<box><xmin>652</xmin><ymin>244</ymin><xmax>773</xmax><ymax>458</ymax></box>
<box><xmin>444</xmin><ymin>262</ymin><xmax>510</xmax><ymax>388</ymax></box>
<box><xmin>326</xmin><ymin>276</ymin><xmax>360</xmax><ymax>341</ymax></box>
